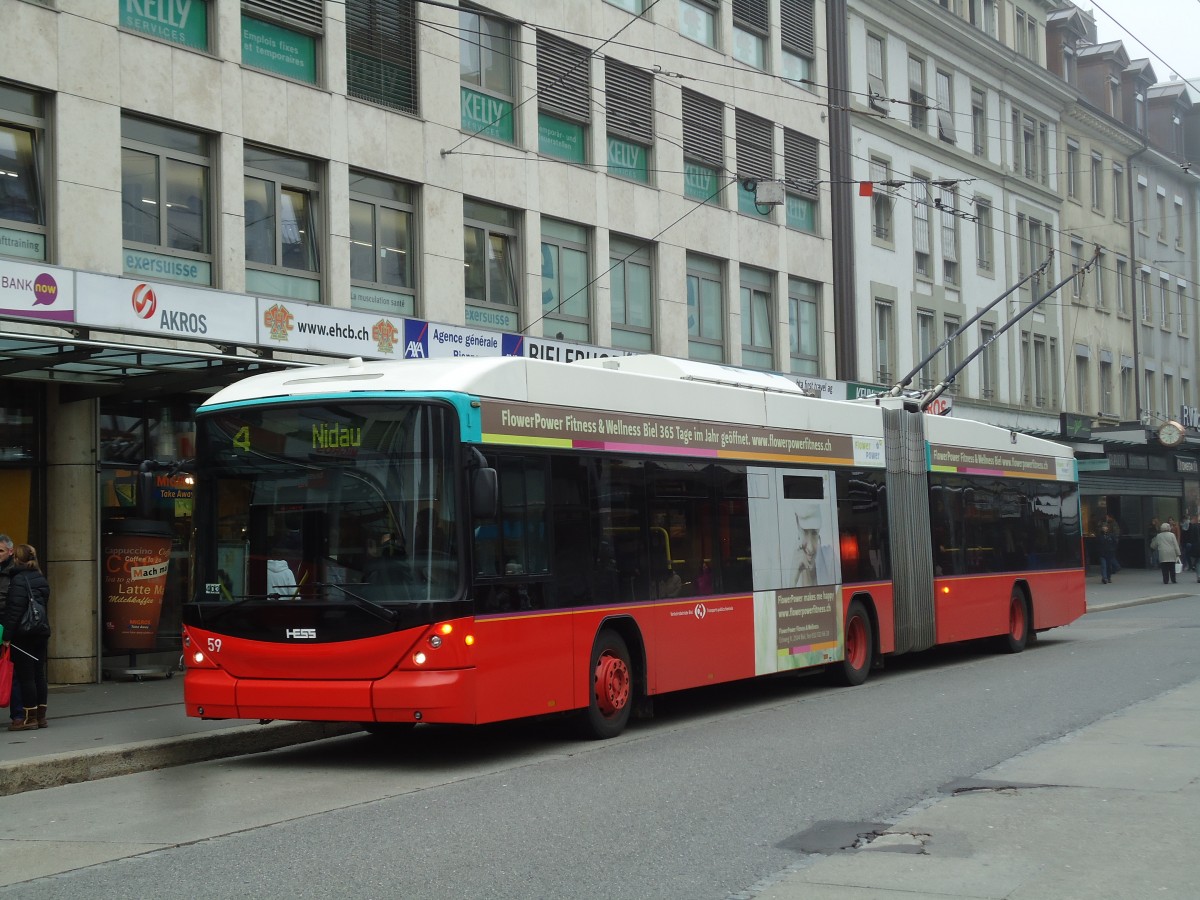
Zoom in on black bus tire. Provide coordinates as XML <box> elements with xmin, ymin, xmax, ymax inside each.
<box><xmin>831</xmin><ymin>599</ymin><xmax>874</xmax><ymax>687</ymax></box>
<box><xmin>998</xmin><ymin>589</ymin><xmax>1030</xmax><ymax>654</ymax></box>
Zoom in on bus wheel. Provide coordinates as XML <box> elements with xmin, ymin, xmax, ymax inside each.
<box><xmin>581</xmin><ymin>629</ymin><xmax>633</xmax><ymax>739</ymax></box>
<box><xmin>831</xmin><ymin>600</ymin><xmax>874</xmax><ymax>687</ymax></box>
<box><xmin>999</xmin><ymin>590</ymin><xmax>1030</xmax><ymax>654</ymax></box>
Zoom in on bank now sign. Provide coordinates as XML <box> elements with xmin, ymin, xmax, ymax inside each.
<box><xmin>76</xmin><ymin>273</ymin><xmax>257</xmax><ymax>343</ymax></box>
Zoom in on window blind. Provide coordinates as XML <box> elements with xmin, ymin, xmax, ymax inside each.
<box><xmin>538</xmin><ymin>32</ymin><xmax>591</xmax><ymax>122</ymax></box>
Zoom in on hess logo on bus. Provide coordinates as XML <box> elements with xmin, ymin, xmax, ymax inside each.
<box><xmin>286</xmin><ymin>628</ymin><xmax>316</xmax><ymax>639</ymax></box>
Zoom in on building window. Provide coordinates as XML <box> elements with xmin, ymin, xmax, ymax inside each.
<box><xmin>1090</xmin><ymin>152</ymin><xmax>1103</xmax><ymax>209</ymax></box>
<box><xmin>1136</xmin><ymin>181</ymin><xmax>1148</xmax><ymax>234</ymax></box>
<box><xmin>347</xmin><ymin>0</ymin><xmax>418</xmax><ymax>114</ymax></box>
<box><xmin>537</xmin><ymin>32</ymin><xmax>591</xmax><ymax>163</ymax></box>
<box><xmin>874</xmin><ymin>299</ymin><xmax>894</xmax><ymax>384</ymax></box>
<box><xmin>1179</xmin><ymin>283</ymin><xmax>1188</xmax><ymax>335</ymax></box>
<box><xmin>970</xmin><ymin>0</ymin><xmax>997</xmax><ymax>36</ymax></box>
<box><xmin>732</xmin><ymin>0</ymin><xmax>768</xmax><ymax>70</ymax></box>
<box><xmin>908</xmin><ymin>56</ymin><xmax>927</xmax><ymax>131</ymax></box>
<box><xmin>606</xmin><ymin>0</ymin><xmax>645</xmax><ymax>11</ymax></box>
<box><xmin>784</xmin><ymin>128</ymin><xmax>818</xmax><ymax>233</ymax></box>
<box><xmin>121</xmin><ymin>117</ymin><xmax>212</xmax><ymax>286</ymax></box>
<box><xmin>870</xmin><ymin>157</ymin><xmax>893</xmax><ymax>242</ymax></box>
<box><xmin>464</xmin><ymin>198</ymin><xmax>520</xmax><ymax>330</ymax></box>
<box><xmin>1121</xmin><ymin>361</ymin><xmax>1133</xmax><ymax>419</ymax></box>
<box><xmin>1116</xmin><ymin>258</ymin><xmax>1128</xmax><ymax>315</ymax></box>
<box><xmin>935</xmin><ymin>70</ymin><xmax>955</xmax><ymax>143</ymax></box>
<box><xmin>606</xmin><ymin>59</ymin><xmax>654</xmax><ymax>183</ymax></box>
<box><xmin>1033</xmin><ymin>335</ymin><xmax>1048</xmax><ymax>408</ymax></box>
<box><xmin>1156</xmin><ymin>189</ymin><xmax>1167</xmax><ymax>243</ymax></box>
<box><xmin>0</xmin><ymin>83</ymin><xmax>47</xmax><ymax>261</ymax></box>
<box><xmin>916</xmin><ymin>310</ymin><xmax>936</xmax><ymax>387</ymax></box>
<box><xmin>736</xmin><ymin>109</ymin><xmax>773</xmax><ymax>218</ymax></box>
<box><xmin>781</xmin><ymin>0</ymin><xmax>816</xmax><ymax>86</ymax></box>
<box><xmin>244</xmin><ymin>146</ymin><xmax>321</xmax><ymax>302</ymax></box>
<box><xmin>679</xmin><ymin>0</ymin><xmax>718</xmax><ymax>48</ymax></box>
<box><xmin>1112</xmin><ymin>165</ymin><xmax>1125</xmax><ymax>220</ymax></box>
<box><xmin>1075</xmin><ymin>349</ymin><xmax>1090</xmax><ymax>413</ymax></box>
<box><xmin>1065</xmin><ymin>139</ymin><xmax>1079</xmax><ymax>199</ymax></box>
<box><xmin>980</xmin><ymin>323</ymin><xmax>996</xmax><ymax>398</ymax></box>
<box><xmin>975</xmin><ymin>198</ymin><xmax>993</xmax><ymax>272</ymax></box>
<box><xmin>866</xmin><ymin>33</ymin><xmax>888</xmax><ymax>112</ymax></box>
<box><xmin>943</xmin><ymin>317</ymin><xmax>961</xmax><ymax>393</ymax></box>
<box><xmin>1099</xmin><ymin>357</ymin><xmax>1114</xmax><ymax>415</ymax></box>
<box><xmin>940</xmin><ymin>186</ymin><xmax>959</xmax><ymax>285</ymax></box>
<box><xmin>1144</xmin><ymin>370</ymin><xmax>1156</xmax><ymax>418</ymax></box>
<box><xmin>1175</xmin><ymin>197</ymin><xmax>1185</xmax><ymax>248</ymax></box>
<box><xmin>970</xmin><ymin>87</ymin><xmax>986</xmax><ymax>155</ymax></box>
<box><xmin>1069</xmin><ymin>239</ymin><xmax>1084</xmax><ymax>301</ymax></box>
<box><xmin>740</xmin><ymin>266</ymin><xmax>774</xmax><ymax>369</ymax></box>
<box><xmin>913</xmin><ymin>175</ymin><xmax>931</xmax><ymax>278</ymax></box>
<box><xmin>682</xmin><ymin>89</ymin><xmax>724</xmax><ymax>204</ymax></box>
<box><xmin>541</xmin><ymin>219</ymin><xmax>590</xmax><ymax>341</ymax></box>
<box><xmin>788</xmin><ymin>277</ymin><xmax>819</xmax><ymax>375</ymax></box>
<box><xmin>687</xmin><ymin>253</ymin><xmax>725</xmax><ymax>362</ymax></box>
<box><xmin>349</xmin><ymin>172</ymin><xmax>415</xmax><ymax>316</ymax></box>
<box><xmin>610</xmin><ymin>237</ymin><xmax>654</xmax><ymax>352</ymax></box>
<box><xmin>1096</xmin><ymin>250</ymin><xmax>1107</xmax><ymax>310</ymax></box>
<box><xmin>242</xmin><ymin>0</ymin><xmax>321</xmax><ymax>85</ymax></box>
<box><xmin>459</xmin><ymin>7</ymin><xmax>516</xmax><ymax>142</ymax></box>
<box><xmin>1160</xmin><ymin>276</ymin><xmax>1171</xmax><ymax>329</ymax></box>
<box><xmin>1139</xmin><ymin>268</ymin><xmax>1151</xmax><ymax>322</ymax></box>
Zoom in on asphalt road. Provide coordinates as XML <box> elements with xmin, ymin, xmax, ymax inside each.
<box><xmin>4</xmin><ymin>598</ymin><xmax>1199</xmax><ymax>900</ymax></box>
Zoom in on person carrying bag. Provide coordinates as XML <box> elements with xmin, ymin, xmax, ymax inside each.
<box><xmin>0</xmin><ymin>544</ymin><xmax>51</xmax><ymax>731</ymax></box>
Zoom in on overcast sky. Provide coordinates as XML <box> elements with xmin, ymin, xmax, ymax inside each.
<box><xmin>1082</xmin><ymin>0</ymin><xmax>1200</xmax><ymax>84</ymax></box>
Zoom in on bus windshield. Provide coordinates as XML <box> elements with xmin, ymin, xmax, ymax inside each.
<box><xmin>190</xmin><ymin>401</ymin><xmax>461</xmax><ymax>614</ymax></box>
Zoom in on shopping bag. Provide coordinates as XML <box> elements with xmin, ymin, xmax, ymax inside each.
<box><xmin>1175</xmin><ymin>559</ymin><xmax>1184</xmax><ymax>575</ymax></box>
<box><xmin>0</xmin><ymin>644</ymin><xmax>12</xmax><ymax>708</ymax></box>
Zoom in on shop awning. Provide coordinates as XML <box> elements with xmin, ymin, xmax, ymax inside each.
<box><xmin>0</xmin><ymin>328</ymin><xmax>318</xmax><ymax>402</ymax></box>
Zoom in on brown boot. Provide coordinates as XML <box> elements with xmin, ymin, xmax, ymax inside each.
<box><xmin>36</xmin><ymin>704</ymin><xmax>47</xmax><ymax>728</ymax></box>
<box><xmin>7</xmin><ymin>709</ymin><xmax>36</xmax><ymax>731</ymax></box>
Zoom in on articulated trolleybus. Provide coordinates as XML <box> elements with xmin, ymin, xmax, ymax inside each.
<box><xmin>183</xmin><ymin>355</ymin><xmax>1085</xmax><ymax>738</ymax></box>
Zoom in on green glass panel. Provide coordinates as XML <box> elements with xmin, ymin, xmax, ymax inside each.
<box><xmin>121</xmin><ymin>0</ymin><xmax>208</xmax><ymax>50</ymax></box>
<box><xmin>607</xmin><ymin>137</ymin><xmax>649</xmax><ymax>182</ymax></box>
<box><xmin>242</xmin><ymin>17</ymin><xmax>316</xmax><ymax>84</ymax></box>
<box><xmin>460</xmin><ymin>87</ymin><xmax>514</xmax><ymax>142</ymax></box>
<box><xmin>538</xmin><ymin>113</ymin><xmax>586</xmax><ymax>163</ymax></box>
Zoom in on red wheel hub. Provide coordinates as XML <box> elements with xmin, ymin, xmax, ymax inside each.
<box><xmin>1010</xmin><ymin>597</ymin><xmax>1027</xmax><ymax>640</ymax></box>
<box><xmin>846</xmin><ymin>616</ymin><xmax>867</xmax><ymax>670</ymax></box>
<box><xmin>594</xmin><ymin>651</ymin><xmax>631</xmax><ymax>717</ymax></box>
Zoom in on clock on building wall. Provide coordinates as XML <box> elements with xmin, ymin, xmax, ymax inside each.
<box><xmin>1157</xmin><ymin>420</ymin><xmax>1185</xmax><ymax>448</ymax></box>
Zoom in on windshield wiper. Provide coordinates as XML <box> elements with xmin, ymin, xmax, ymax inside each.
<box><xmin>314</xmin><ymin>581</ymin><xmax>400</xmax><ymax>626</ymax></box>
<box><xmin>200</xmin><ymin>593</ymin><xmax>292</xmax><ymax>623</ymax></box>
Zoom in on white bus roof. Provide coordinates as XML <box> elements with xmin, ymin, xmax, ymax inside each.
<box><xmin>199</xmin><ymin>355</ymin><xmax>1074</xmax><ymax>464</ymax></box>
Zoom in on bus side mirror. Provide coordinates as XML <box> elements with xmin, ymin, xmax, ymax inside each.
<box><xmin>471</xmin><ymin>467</ymin><xmax>498</xmax><ymax>519</ymax></box>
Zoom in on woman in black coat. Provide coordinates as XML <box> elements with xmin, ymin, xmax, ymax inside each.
<box><xmin>1</xmin><ymin>544</ymin><xmax>50</xmax><ymax>731</ymax></box>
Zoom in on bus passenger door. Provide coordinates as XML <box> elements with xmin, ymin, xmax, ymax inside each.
<box><xmin>748</xmin><ymin>468</ymin><xmax>842</xmax><ymax>675</ymax></box>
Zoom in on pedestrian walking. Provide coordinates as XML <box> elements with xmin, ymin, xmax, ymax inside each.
<box><xmin>1098</xmin><ymin>524</ymin><xmax>1120</xmax><ymax>583</ymax></box>
<box><xmin>0</xmin><ymin>544</ymin><xmax>50</xmax><ymax>730</ymax></box>
<box><xmin>0</xmin><ymin>534</ymin><xmax>21</xmax><ymax>728</ymax></box>
<box><xmin>1150</xmin><ymin>523</ymin><xmax>1181</xmax><ymax>585</ymax></box>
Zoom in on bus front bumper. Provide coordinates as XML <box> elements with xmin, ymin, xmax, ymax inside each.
<box><xmin>184</xmin><ymin>667</ymin><xmax>477</xmax><ymax>724</ymax></box>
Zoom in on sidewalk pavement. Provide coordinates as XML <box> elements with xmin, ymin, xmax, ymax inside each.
<box><xmin>2</xmin><ymin>570</ymin><xmax>1198</xmax><ymax>892</ymax></box>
